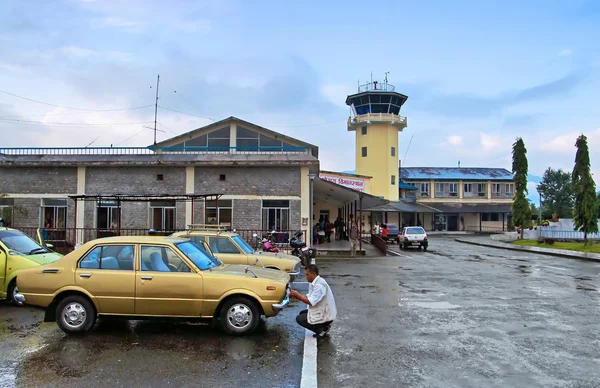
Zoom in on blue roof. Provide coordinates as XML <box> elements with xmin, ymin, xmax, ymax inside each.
<box><xmin>399</xmin><ymin>182</ymin><xmax>417</xmax><ymax>190</ymax></box>
<box><xmin>400</xmin><ymin>167</ymin><xmax>513</xmax><ymax>181</ymax></box>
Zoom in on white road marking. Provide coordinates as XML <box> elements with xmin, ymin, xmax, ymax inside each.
<box><xmin>300</xmin><ymin>328</ymin><xmax>318</xmax><ymax>388</ymax></box>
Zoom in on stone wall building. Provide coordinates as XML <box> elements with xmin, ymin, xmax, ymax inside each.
<box><xmin>0</xmin><ymin>117</ymin><xmax>319</xmax><ymax>246</ymax></box>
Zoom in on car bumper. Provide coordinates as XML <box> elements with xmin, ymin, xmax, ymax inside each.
<box><xmin>14</xmin><ymin>293</ymin><xmax>26</xmax><ymax>304</ymax></box>
<box><xmin>272</xmin><ymin>288</ymin><xmax>290</xmax><ymax>312</ymax></box>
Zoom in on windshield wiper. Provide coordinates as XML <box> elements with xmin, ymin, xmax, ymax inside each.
<box><xmin>28</xmin><ymin>247</ymin><xmax>47</xmax><ymax>255</ymax></box>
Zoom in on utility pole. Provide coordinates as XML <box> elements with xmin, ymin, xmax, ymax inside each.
<box><xmin>153</xmin><ymin>74</ymin><xmax>160</xmax><ymax>145</ymax></box>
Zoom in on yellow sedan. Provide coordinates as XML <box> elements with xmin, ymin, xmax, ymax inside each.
<box><xmin>15</xmin><ymin>236</ymin><xmax>290</xmax><ymax>336</ymax></box>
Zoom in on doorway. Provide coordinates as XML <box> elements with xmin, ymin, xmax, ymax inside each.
<box><xmin>447</xmin><ymin>214</ymin><xmax>459</xmax><ymax>231</ymax></box>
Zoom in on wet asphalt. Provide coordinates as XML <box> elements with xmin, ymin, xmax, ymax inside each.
<box><xmin>317</xmin><ymin>236</ymin><xmax>600</xmax><ymax>388</ymax></box>
<box><xmin>3</xmin><ymin>237</ymin><xmax>600</xmax><ymax>388</ymax></box>
<box><xmin>0</xmin><ymin>279</ymin><xmax>309</xmax><ymax>388</ymax></box>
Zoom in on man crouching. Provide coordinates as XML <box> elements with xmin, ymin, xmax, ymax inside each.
<box><xmin>290</xmin><ymin>264</ymin><xmax>337</xmax><ymax>338</ymax></box>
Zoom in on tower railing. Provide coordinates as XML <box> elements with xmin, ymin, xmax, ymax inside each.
<box><xmin>348</xmin><ymin>113</ymin><xmax>407</xmax><ymax>127</ymax></box>
<box><xmin>358</xmin><ymin>82</ymin><xmax>395</xmax><ymax>92</ymax></box>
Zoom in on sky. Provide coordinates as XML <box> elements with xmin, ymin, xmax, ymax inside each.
<box><xmin>1</xmin><ymin>0</ymin><xmax>599</xmax><ymax>198</ymax></box>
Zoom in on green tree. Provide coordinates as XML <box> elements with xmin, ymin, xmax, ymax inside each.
<box><xmin>536</xmin><ymin>167</ymin><xmax>574</xmax><ymax>219</ymax></box>
<box><xmin>571</xmin><ymin>134</ymin><xmax>598</xmax><ymax>245</ymax></box>
<box><xmin>511</xmin><ymin>138</ymin><xmax>532</xmax><ymax>239</ymax></box>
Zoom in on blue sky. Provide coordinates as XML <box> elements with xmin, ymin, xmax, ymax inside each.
<box><xmin>0</xmin><ymin>0</ymin><xmax>598</xmax><ymax>191</ymax></box>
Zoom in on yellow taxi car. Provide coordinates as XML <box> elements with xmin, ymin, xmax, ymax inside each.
<box><xmin>170</xmin><ymin>228</ymin><xmax>301</xmax><ymax>281</ymax></box>
<box><xmin>0</xmin><ymin>227</ymin><xmax>62</xmax><ymax>305</ymax></box>
<box><xmin>15</xmin><ymin>236</ymin><xmax>290</xmax><ymax>336</ymax></box>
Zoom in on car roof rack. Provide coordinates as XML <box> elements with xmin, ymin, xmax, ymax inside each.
<box><xmin>186</xmin><ymin>224</ymin><xmax>231</xmax><ymax>234</ymax></box>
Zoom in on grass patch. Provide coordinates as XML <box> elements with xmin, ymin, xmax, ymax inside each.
<box><xmin>513</xmin><ymin>239</ymin><xmax>600</xmax><ymax>254</ymax></box>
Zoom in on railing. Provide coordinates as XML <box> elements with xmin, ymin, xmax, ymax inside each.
<box><xmin>465</xmin><ymin>226</ymin><xmax>507</xmax><ymax>234</ymax></box>
<box><xmin>348</xmin><ymin>113</ymin><xmax>407</xmax><ymax>126</ymax></box>
<box><xmin>541</xmin><ymin>229</ymin><xmax>600</xmax><ymax>241</ymax></box>
<box><xmin>17</xmin><ymin>227</ymin><xmax>305</xmax><ymax>254</ymax></box>
<box><xmin>0</xmin><ymin>145</ymin><xmax>311</xmax><ymax>156</ymax></box>
<box><xmin>370</xmin><ymin>234</ymin><xmax>387</xmax><ymax>255</ymax></box>
<box><xmin>358</xmin><ymin>82</ymin><xmax>396</xmax><ymax>92</ymax></box>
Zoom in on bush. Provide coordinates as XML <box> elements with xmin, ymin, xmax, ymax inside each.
<box><xmin>537</xmin><ymin>239</ymin><xmax>544</xmax><ymax>244</ymax></box>
<box><xmin>544</xmin><ymin>238</ymin><xmax>555</xmax><ymax>245</ymax></box>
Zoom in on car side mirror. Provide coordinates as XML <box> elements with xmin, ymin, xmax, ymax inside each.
<box><xmin>46</xmin><ymin>243</ymin><xmax>54</xmax><ymax>249</ymax></box>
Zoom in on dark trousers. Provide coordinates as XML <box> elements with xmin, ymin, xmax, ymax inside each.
<box><xmin>296</xmin><ymin>309</ymin><xmax>332</xmax><ymax>334</ymax></box>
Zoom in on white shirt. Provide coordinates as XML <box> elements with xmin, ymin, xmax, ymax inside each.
<box><xmin>307</xmin><ymin>275</ymin><xmax>337</xmax><ymax>324</ymax></box>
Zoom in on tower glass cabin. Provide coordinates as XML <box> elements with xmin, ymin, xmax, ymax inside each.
<box><xmin>346</xmin><ymin>81</ymin><xmax>408</xmax><ymax>201</ymax></box>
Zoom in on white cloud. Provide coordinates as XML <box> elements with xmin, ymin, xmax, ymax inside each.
<box><xmin>446</xmin><ymin>135</ymin><xmax>463</xmax><ymax>145</ymax></box>
<box><xmin>480</xmin><ymin>132</ymin><xmax>502</xmax><ymax>151</ymax></box>
<box><xmin>0</xmin><ymin>62</ymin><xmax>30</xmax><ymax>74</ymax></box>
<box><xmin>61</xmin><ymin>46</ymin><xmax>98</xmax><ymax>57</ymax></box>
<box><xmin>61</xmin><ymin>46</ymin><xmax>133</xmax><ymax>61</ymax></box>
<box><xmin>94</xmin><ymin>17</ymin><xmax>142</xmax><ymax>28</ymax></box>
<box><xmin>558</xmin><ymin>48</ymin><xmax>573</xmax><ymax>57</ymax></box>
<box><xmin>176</xmin><ymin>19</ymin><xmax>211</xmax><ymax>33</ymax></box>
<box><xmin>321</xmin><ymin>84</ymin><xmax>354</xmax><ymax>108</ymax></box>
<box><xmin>538</xmin><ymin>128</ymin><xmax>600</xmax><ymax>153</ymax></box>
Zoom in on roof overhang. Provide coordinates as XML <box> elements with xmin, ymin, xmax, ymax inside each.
<box><xmin>313</xmin><ymin>178</ymin><xmax>387</xmax><ymax>208</ymax></box>
<box><xmin>423</xmin><ymin>203</ymin><xmax>513</xmax><ymax>213</ymax></box>
<box><xmin>364</xmin><ymin>201</ymin><xmax>441</xmax><ymax>213</ymax></box>
<box><xmin>69</xmin><ymin>193</ymin><xmax>222</xmax><ymax>202</ymax></box>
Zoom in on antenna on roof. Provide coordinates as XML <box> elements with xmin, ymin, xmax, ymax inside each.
<box><xmin>384</xmin><ymin>71</ymin><xmax>390</xmax><ymax>88</ymax></box>
<box><xmin>458</xmin><ymin>160</ymin><xmax>461</xmax><ymax>168</ymax></box>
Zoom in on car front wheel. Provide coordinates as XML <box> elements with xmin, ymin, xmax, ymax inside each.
<box><xmin>56</xmin><ymin>295</ymin><xmax>96</xmax><ymax>334</ymax></box>
<box><xmin>8</xmin><ymin>279</ymin><xmax>23</xmax><ymax>307</ymax></box>
<box><xmin>220</xmin><ymin>296</ymin><xmax>260</xmax><ymax>336</ymax></box>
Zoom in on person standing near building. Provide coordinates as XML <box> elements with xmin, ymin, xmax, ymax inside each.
<box><xmin>373</xmin><ymin>221</ymin><xmax>381</xmax><ymax>236</ymax></box>
<box><xmin>290</xmin><ymin>264</ymin><xmax>337</xmax><ymax>338</ymax></box>
<box><xmin>349</xmin><ymin>221</ymin><xmax>359</xmax><ymax>257</ymax></box>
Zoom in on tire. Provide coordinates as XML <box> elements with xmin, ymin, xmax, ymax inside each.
<box><xmin>403</xmin><ymin>244</ymin><xmax>409</xmax><ymax>250</ymax></box>
<box><xmin>56</xmin><ymin>295</ymin><xmax>96</xmax><ymax>334</ymax></box>
<box><xmin>220</xmin><ymin>296</ymin><xmax>260</xmax><ymax>336</ymax></box>
<box><xmin>423</xmin><ymin>246</ymin><xmax>428</xmax><ymax>252</ymax></box>
<box><xmin>8</xmin><ymin>279</ymin><xmax>23</xmax><ymax>307</ymax></box>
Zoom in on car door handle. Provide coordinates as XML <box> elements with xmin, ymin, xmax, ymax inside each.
<box><xmin>79</xmin><ymin>273</ymin><xmax>92</xmax><ymax>278</ymax></box>
<box><xmin>141</xmin><ymin>276</ymin><xmax>153</xmax><ymax>280</ymax></box>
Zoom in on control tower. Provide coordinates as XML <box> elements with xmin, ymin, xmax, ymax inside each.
<box><xmin>346</xmin><ymin>78</ymin><xmax>408</xmax><ymax>201</ymax></box>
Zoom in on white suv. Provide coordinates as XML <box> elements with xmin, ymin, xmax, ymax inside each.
<box><xmin>399</xmin><ymin>227</ymin><xmax>428</xmax><ymax>251</ymax></box>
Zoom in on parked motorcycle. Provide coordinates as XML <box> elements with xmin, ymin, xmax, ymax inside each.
<box><xmin>289</xmin><ymin>230</ymin><xmax>315</xmax><ymax>267</ymax></box>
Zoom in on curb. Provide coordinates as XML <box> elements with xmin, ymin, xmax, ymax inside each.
<box><xmin>455</xmin><ymin>238</ymin><xmax>600</xmax><ymax>263</ymax></box>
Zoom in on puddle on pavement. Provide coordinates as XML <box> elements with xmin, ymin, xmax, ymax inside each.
<box><xmin>403</xmin><ymin>301</ymin><xmax>460</xmax><ymax>309</ymax></box>
<box><xmin>576</xmin><ymin>285</ymin><xmax>598</xmax><ymax>292</ymax></box>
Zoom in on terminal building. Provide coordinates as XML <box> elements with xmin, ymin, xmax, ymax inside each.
<box><xmin>0</xmin><ymin>78</ymin><xmax>514</xmax><ymax>250</ymax></box>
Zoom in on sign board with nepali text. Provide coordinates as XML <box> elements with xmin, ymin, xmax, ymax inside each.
<box><xmin>320</xmin><ymin>175</ymin><xmax>365</xmax><ymax>192</ymax></box>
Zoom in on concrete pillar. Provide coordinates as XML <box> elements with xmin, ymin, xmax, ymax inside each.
<box><xmin>459</xmin><ymin>180</ymin><xmax>463</xmax><ymax>199</ymax></box>
<box><xmin>75</xmin><ymin>166</ymin><xmax>86</xmax><ymax>245</ymax></box>
<box><xmin>230</xmin><ymin>122</ymin><xmax>237</xmax><ymax>147</ymax></box>
<box><xmin>487</xmin><ymin>181</ymin><xmax>492</xmax><ymax>200</ymax></box>
<box><xmin>430</xmin><ymin>180</ymin><xmax>435</xmax><ymax>199</ymax></box>
<box><xmin>185</xmin><ymin>166</ymin><xmax>195</xmax><ymax>227</ymax></box>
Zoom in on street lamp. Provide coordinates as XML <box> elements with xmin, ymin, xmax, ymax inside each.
<box><xmin>539</xmin><ymin>192</ymin><xmax>543</xmax><ymax>240</ymax></box>
<box><xmin>308</xmin><ymin>173</ymin><xmax>317</xmax><ymax>245</ymax></box>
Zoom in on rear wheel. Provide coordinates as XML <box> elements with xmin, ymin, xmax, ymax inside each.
<box><xmin>220</xmin><ymin>296</ymin><xmax>260</xmax><ymax>336</ymax></box>
<box><xmin>423</xmin><ymin>246</ymin><xmax>428</xmax><ymax>251</ymax></box>
<box><xmin>8</xmin><ymin>279</ymin><xmax>23</xmax><ymax>307</ymax></box>
<box><xmin>56</xmin><ymin>295</ymin><xmax>96</xmax><ymax>334</ymax></box>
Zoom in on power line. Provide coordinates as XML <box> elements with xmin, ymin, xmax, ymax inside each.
<box><xmin>158</xmin><ymin>105</ymin><xmax>215</xmax><ymax>121</ymax></box>
<box><xmin>157</xmin><ymin>121</ymin><xmax>179</xmax><ymax>136</ymax></box>
<box><xmin>264</xmin><ymin>119</ymin><xmax>344</xmax><ymax>128</ymax></box>
<box><xmin>0</xmin><ymin>88</ymin><xmax>154</xmax><ymax>112</ymax></box>
<box><xmin>172</xmin><ymin>90</ymin><xmax>215</xmax><ymax>122</ymax></box>
<box><xmin>0</xmin><ymin>118</ymin><xmax>154</xmax><ymax>126</ymax></box>
<box><xmin>115</xmin><ymin>128</ymin><xmax>147</xmax><ymax>146</ymax></box>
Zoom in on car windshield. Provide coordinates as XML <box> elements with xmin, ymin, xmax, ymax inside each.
<box><xmin>388</xmin><ymin>225</ymin><xmax>398</xmax><ymax>231</ymax></box>
<box><xmin>176</xmin><ymin>241</ymin><xmax>220</xmax><ymax>271</ymax></box>
<box><xmin>407</xmin><ymin>227</ymin><xmax>425</xmax><ymax>234</ymax></box>
<box><xmin>232</xmin><ymin>235</ymin><xmax>254</xmax><ymax>254</ymax></box>
<box><xmin>0</xmin><ymin>230</ymin><xmax>47</xmax><ymax>255</ymax></box>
